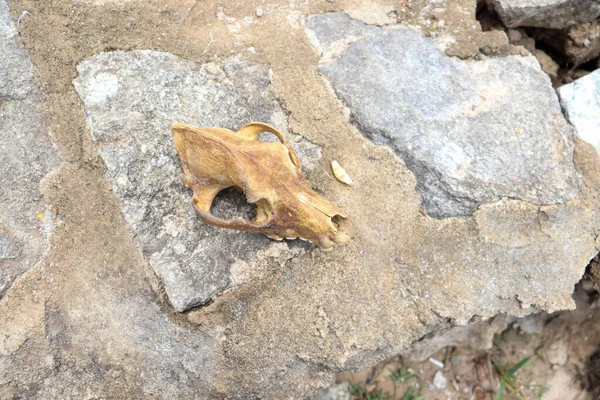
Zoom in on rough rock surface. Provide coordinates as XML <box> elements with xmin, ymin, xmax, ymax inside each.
<box><xmin>0</xmin><ymin>0</ymin><xmax>61</xmax><ymax>295</ymax></box>
<box><xmin>558</xmin><ymin>69</ymin><xmax>600</xmax><ymax>155</ymax></box>
<box><xmin>73</xmin><ymin>51</ymin><xmax>319</xmax><ymax>311</ymax></box>
<box><xmin>307</xmin><ymin>13</ymin><xmax>580</xmax><ymax>218</ymax></box>
<box><xmin>490</xmin><ymin>0</ymin><xmax>600</xmax><ymax>29</ymax></box>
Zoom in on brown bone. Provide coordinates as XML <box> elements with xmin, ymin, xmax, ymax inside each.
<box><xmin>171</xmin><ymin>122</ymin><xmax>353</xmax><ymax>250</ymax></box>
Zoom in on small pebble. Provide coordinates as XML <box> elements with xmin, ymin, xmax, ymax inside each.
<box><xmin>433</xmin><ymin>371</ymin><xmax>447</xmax><ymax>389</ymax></box>
<box><xmin>256</xmin><ymin>7</ymin><xmax>263</xmax><ymax>17</ymax></box>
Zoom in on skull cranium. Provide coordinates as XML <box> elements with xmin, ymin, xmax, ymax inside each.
<box><xmin>171</xmin><ymin>122</ymin><xmax>353</xmax><ymax>250</ymax></box>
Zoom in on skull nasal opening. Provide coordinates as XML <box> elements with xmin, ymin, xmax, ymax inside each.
<box><xmin>331</xmin><ymin>214</ymin><xmax>353</xmax><ymax>243</ymax></box>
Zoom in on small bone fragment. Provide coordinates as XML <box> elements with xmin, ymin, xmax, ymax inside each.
<box><xmin>331</xmin><ymin>160</ymin><xmax>353</xmax><ymax>185</ymax></box>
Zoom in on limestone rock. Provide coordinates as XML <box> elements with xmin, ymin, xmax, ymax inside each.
<box><xmin>307</xmin><ymin>13</ymin><xmax>580</xmax><ymax>218</ymax></box>
<box><xmin>490</xmin><ymin>0</ymin><xmax>600</xmax><ymax>29</ymax></box>
<box><xmin>73</xmin><ymin>51</ymin><xmax>319</xmax><ymax>312</ymax></box>
<box><xmin>0</xmin><ymin>0</ymin><xmax>61</xmax><ymax>296</ymax></box>
<box><xmin>557</xmin><ymin>69</ymin><xmax>600</xmax><ymax>155</ymax></box>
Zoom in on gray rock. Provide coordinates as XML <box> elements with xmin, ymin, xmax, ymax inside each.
<box><xmin>0</xmin><ymin>1</ymin><xmax>36</xmax><ymax>101</ymax></box>
<box><xmin>305</xmin><ymin>13</ymin><xmax>376</xmax><ymax>65</ymax></box>
<box><xmin>557</xmin><ymin>70</ymin><xmax>600</xmax><ymax>156</ymax></box>
<box><xmin>0</xmin><ymin>0</ymin><xmax>61</xmax><ymax>295</ymax></box>
<box><xmin>308</xmin><ymin>13</ymin><xmax>580</xmax><ymax>217</ymax></box>
<box><xmin>73</xmin><ymin>51</ymin><xmax>319</xmax><ymax>312</ymax></box>
<box><xmin>490</xmin><ymin>0</ymin><xmax>600</xmax><ymax>29</ymax></box>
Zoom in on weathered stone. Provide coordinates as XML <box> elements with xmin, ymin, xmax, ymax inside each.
<box><xmin>0</xmin><ymin>0</ymin><xmax>61</xmax><ymax>296</ymax></box>
<box><xmin>305</xmin><ymin>13</ymin><xmax>377</xmax><ymax>66</ymax></box>
<box><xmin>557</xmin><ymin>69</ymin><xmax>600</xmax><ymax>155</ymax></box>
<box><xmin>73</xmin><ymin>51</ymin><xmax>319</xmax><ymax>312</ymax></box>
<box><xmin>0</xmin><ymin>2</ymin><xmax>36</xmax><ymax>101</ymax></box>
<box><xmin>307</xmin><ymin>13</ymin><xmax>580</xmax><ymax>218</ymax></box>
<box><xmin>490</xmin><ymin>0</ymin><xmax>600</xmax><ymax>29</ymax></box>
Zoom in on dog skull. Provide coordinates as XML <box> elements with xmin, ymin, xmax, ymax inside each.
<box><xmin>171</xmin><ymin>122</ymin><xmax>353</xmax><ymax>250</ymax></box>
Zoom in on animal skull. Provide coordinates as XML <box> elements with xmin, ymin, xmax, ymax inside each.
<box><xmin>171</xmin><ymin>122</ymin><xmax>353</xmax><ymax>250</ymax></box>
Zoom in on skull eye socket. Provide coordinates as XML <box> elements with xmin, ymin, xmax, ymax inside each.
<box><xmin>210</xmin><ymin>187</ymin><xmax>257</xmax><ymax>221</ymax></box>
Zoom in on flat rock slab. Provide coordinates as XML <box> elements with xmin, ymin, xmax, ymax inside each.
<box><xmin>73</xmin><ymin>51</ymin><xmax>319</xmax><ymax>311</ymax></box>
<box><xmin>306</xmin><ymin>13</ymin><xmax>581</xmax><ymax>218</ymax></box>
<box><xmin>0</xmin><ymin>0</ymin><xmax>61</xmax><ymax>295</ymax></box>
<box><xmin>558</xmin><ymin>69</ymin><xmax>600</xmax><ymax>155</ymax></box>
<box><xmin>490</xmin><ymin>0</ymin><xmax>600</xmax><ymax>29</ymax></box>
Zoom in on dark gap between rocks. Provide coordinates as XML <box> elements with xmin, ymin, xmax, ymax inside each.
<box><xmin>579</xmin><ymin>253</ymin><xmax>600</xmax><ymax>397</ymax></box>
<box><xmin>476</xmin><ymin>0</ymin><xmax>600</xmax><ymax>87</ymax></box>
<box><xmin>475</xmin><ymin>0</ymin><xmax>504</xmax><ymax>32</ymax></box>
<box><xmin>581</xmin><ymin>349</ymin><xmax>600</xmax><ymax>398</ymax></box>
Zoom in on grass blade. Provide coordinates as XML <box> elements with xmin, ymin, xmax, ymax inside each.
<box><xmin>505</xmin><ymin>355</ymin><xmax>534</xmax><ymax>379</ymax></box>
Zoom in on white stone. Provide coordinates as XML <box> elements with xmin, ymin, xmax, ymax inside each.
<box><xmin>433</xmin><ymin>371</ymin><xmax>447</xmax><ymax>389</ymax></box>
<box><xmin>557</xmin><ymin>70</ymin><xmax>600</xmax><ymax>155</ymax></box>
